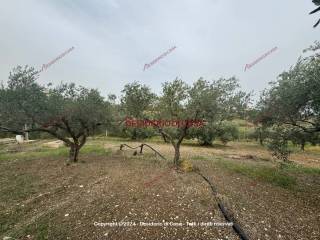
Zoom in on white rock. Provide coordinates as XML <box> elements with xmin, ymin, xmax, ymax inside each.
<box><xmin>3</xmin><ymin>237</ymin><xmax>13</xmax><ymax>240</ymax></box>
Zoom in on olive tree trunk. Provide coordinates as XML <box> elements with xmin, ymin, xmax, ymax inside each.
<box><xmin>69</xmin><ymin>144</ymin><xmax>80</xmax><ymax>163</ymax></box>
<box><xmin>67</xmin><ymin>135</ymin><xmax>87</xmax><ymax>164</ymax></box>
<box><xmin>173</xmin><ymin>142</ymin><xmax>182</xmax><ymax>166</ymax></box>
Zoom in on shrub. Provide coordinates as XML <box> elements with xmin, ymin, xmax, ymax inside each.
<box><xmin>267</xmin><ymin>127</ymin><xmax>291</xmax><ymax>162</ymax></box>
<box><xmin>217</xmin><ymin>122</ymin><xmax>239</xmax><ymax>145</ymax></box>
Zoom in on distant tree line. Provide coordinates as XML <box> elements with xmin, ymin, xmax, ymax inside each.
<box><xmin>0</xmin><ymin>41</ymin><xmax>319</xmax><ymax>166</ymax></box>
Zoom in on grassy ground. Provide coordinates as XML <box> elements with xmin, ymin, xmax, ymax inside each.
<box><xmin>0</xmin><ymin>137</ymin><xmax>319</xmax><ymax>239</ymax></box>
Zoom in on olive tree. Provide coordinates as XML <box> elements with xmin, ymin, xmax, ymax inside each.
<box><xmin>267</xmin><ymin>126</ymin><xmax>292</xmax><ymax>163</ymax></box>
<box><xmin>0</xmin><ymin>66</ymin><xmax>110</xmax><ymax>164</ymax></box>
<box><xmin>258</xmin><ymin>42</ymin><xmax>320</xmax><ymax>134</ymax></box>
<box><xmin>120</xmin><ymin>81</ymin><xmax>156</xmax><ymax>140</ymax></box>
<box><xmin>188</xmin><ymin>78</ymin><xmax>249</xmax><ymax>146</ymax></box>
<box><xmin>150</xmin><ymin>77</ymin><xmax>250</xmax><ymax>166</ymax></box>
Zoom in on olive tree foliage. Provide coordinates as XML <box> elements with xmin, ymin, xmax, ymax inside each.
<box><xmin>288</xmin><ymin>128</ymin><xmax>319</xmax><ymax>151</ymax></box>
<box><xmin>152</xmin><ymin>78</ymin><xmax>190</xmax><ymax>163</ymax></box>
<box><xmin>249</xmin><ymin>126</ymin><xmax>270</xmax><ymax>146</ymax></box>
<box><xmin>217</xmin><ymin>122</ymin><xmax>239</xmax><ymax>145</ymax></box>
<box><xmin>121</xmin><ymin>81</ymin><xmax>156</xmax><ymax>118</ymax></box>
<box><xmin>267</xmin><ymin>126</ymin><xmax>292</xmax><ymax>163</ymax></box>
<box><xmin>104</xmin><ymin>94</ymin><xmax>126</xmax><ymax>137</ymax></box>
<box><xmin>120</xmin><ymin>81</ymin><xmax>157</xmax><ymax>139</ymax></box>
<box><xmin>0</xmin><ymin>66</ymin><xmax>111</xmax><ymax>163</ymax></box>
<box><xmin>247</xmin><ymin>108</ymin><xmax>272</xmax><ymax>146</ymax></box>
<box><xmin>310</xmin><ymin>0</ymin><xmax>320</xmax><ymax>28</ymax></box>
<box><xmin>150</xmin><ymin>77</ymin><xmax>250</xmax><ymax>166</ymax></box>
<box><xmin>188</xmin><ymin>78</ymin><xmax>249</xmax><ymax>146</ymax></box>
<box><xmin>257</xmin><ymin>42</ymin><xmax>320</xmax><ymax>161</ymax></box>
<box><xmin>258</xmin><ymin>41</ymin><xmax>320</xmax><ymax>134</ymax></box>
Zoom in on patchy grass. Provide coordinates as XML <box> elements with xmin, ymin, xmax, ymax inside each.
<box><xmin>0</xmin><ymin>144</ymin><xmax>111</xmax><ymax>162</ymax></box>
<box><xmin>281</xmin><ymin>163</ymin><xmax>320</xmax><ymax>175</ymax></box>
<box><xmin>0</xmin><ymin>145</ymin><xmax>237</xmax><ymax>240</ymax></box>
<box><xmin>190</xmin><ymin>155</ymin><xmax>209</xmax><ymax>161</ymax></box>
<box><xmin>0</xmin><ymin>138</ymin><xmax>320</xmax><ymax>239</ymax></box>
<box><xmin>213</xmin><ymin>158</ymin><xmax>297</xmax><ymax>189</ymax></box>
<box><xmin>0</xmin><ymin>205</ymin><xmax>34</xmax><ymax>235</ymax></box>
<box><xmin>21</xmin><ymin>216</ymin><xmax>51</xmax><ymax>240</ymax></box>
<box><xmin>81</xmin><ymin>145</ymin><xmax>112</xmax><ymax>156</ymax></box>
<box><xmin>0</xmin><ymin>147</ymin><xmax>68</xmax><ymax>161</ymax></box>
<box><xmin>0</xmin><ymin>174</ymin><xmax>41</xmax><ymax>202</ymax></box>
<box><xmin>304</xmin><ymin>145</ymin><xmax>320</xmax><ymax>155</ymax></box>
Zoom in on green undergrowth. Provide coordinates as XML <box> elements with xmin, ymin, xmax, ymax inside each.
<box><xmin>280</xmin><ymin>162</ymin><xmax>320</xmax><ymax>175</ymax></box>
<box><xmin>0</xmin><ymin>144</ymin><xmax>112</xmax><ymax>162</ymax></box>
<box><xmin>213</xmin><ymin>158</ymin><xmax>297</xmax><ymax>189</ymax></box>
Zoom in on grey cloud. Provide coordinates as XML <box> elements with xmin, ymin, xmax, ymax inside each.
<box><xmin>0</xmin><ymin>0</ymin><xmax>318</xmax><ymax>101</ymax></box>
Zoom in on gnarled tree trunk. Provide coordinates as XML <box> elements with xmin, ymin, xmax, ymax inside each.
<box><xmin>69</xmin><ymin>144</ymin><xmax>80</xmax><ymax>162</ymax></box>
<box><xmin>301</xmin><ymin>140</ymin><xmax>305</xmax><ymax>151</ymax></box>
<box><xmin>173</xmin><ymin>143</ymin><xmax>181</xmax><ymax>166</ymax></box>
<box><xmin>67</xmin><ymin>135</ymin><xmax>86</xmax><ymax>164</ymax></box>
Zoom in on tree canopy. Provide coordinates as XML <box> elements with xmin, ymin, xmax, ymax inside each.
<box><xmin>258</xmin><ymin>41</ymin><xmax>320</xmax><ymax>133</ymax></box>
<box><xmin>0</xmin><ymin>66</ymin><xmax>111</xmax><ymax>163</ymax></box>
<box><xmin>149</xmin><ymin>77</ymin><xmax>250</xmax><ymax>165</ymax></box>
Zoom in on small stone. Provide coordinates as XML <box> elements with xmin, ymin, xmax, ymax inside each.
<box><xmin>79</xmin><ymin>185</ymin><xmax>84</xmax><ymax>188</ymax></box>
<box><xmin>65</xmin><ymin>213</ymin><xmax>69</xmax><ymax>217</ymax></box>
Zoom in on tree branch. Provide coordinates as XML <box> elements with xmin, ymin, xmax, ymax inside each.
<box><xmin>0</xmin><ymin>126</ymin><xmax>24</xmax><ymax>135</ymax></box>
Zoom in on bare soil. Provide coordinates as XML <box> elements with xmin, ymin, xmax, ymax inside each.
<box><xmin>0</xmin><ymin>139</ymin><xmax>319</xmax><ymax>240</ymax></box>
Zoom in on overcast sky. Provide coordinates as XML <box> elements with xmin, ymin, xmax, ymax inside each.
<box><xmin>0</xmin><ymin>0</ymin><xmax>318</xmax><ymax>101</ymax></box>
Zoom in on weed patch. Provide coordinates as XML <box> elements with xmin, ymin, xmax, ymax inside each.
<box><xmin>214</xmin><ymin>159</ymin><xmax>297</xmax><ymax>189</ymax></box>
